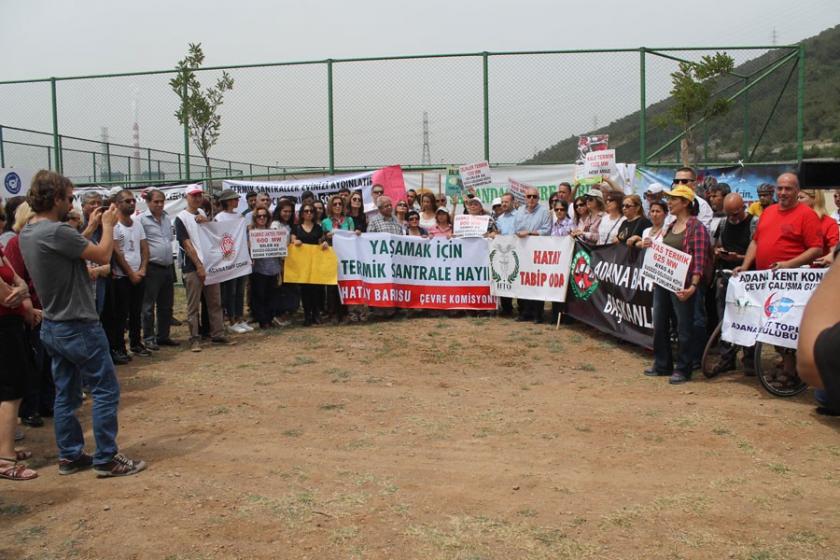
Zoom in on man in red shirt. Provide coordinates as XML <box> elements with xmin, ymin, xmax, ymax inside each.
<box><xmin>735</xmin><ymin>171</ymin><xmax>823</xmax><ymax>384</ymax></box>
<box><xmin>737</xmin><ymin>172</ymin><xmax>823</xmax><ymax>272</ymax></box>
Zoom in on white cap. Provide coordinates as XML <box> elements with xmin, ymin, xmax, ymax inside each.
<box><xmin>491</xmin><ymin>197</ymin><xmax>502</xmax><ymax>207</ymax></box>
<box><xmin>646</xmin><ymin>182</ymin><xmax>665</xmax><ymax>195</ymax></box>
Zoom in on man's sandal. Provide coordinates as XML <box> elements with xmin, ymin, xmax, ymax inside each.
<box><xmin>0</xmin><ymin>458</ymin><xmax>38</xmax><ymax>481</ymax></box>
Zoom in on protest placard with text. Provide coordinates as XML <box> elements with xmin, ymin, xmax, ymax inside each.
<box><xmin>458</xmin><ymin>161</ymin><xmax>492</xmax><ymax>191</ymax></box>
<box><xmin>489</xmin><ymin>235</ymin><xmax>574</xmax><ymax>302</ymax></box>
<box><xmin>453</xmin><ymin>214</ymin><xmax>490</xmax><ymax>238</ymax></box>
<box><xmin>641</xmin><ymin>241</ymin><xmax>691</xmax><ymax>293</ymax></box>
<box><xmin>583</xmin><ymin>149</ymin><xmax>617</xmax><ymax>178</ymax></box>
<box><xmin>249</xmin><ymin>228</ymin><xmax>288</xmax><ymax>259</ymax></box>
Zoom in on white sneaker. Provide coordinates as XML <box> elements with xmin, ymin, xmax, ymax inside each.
<box><xmin>227</xmin><ymin>324</ymin><xmax>246</xmax><ymax>334</ymax></box>
<box><xmin>237</xmin><ymin>321</ymin><xmax>254</xmax><ymax>332</ymax></box>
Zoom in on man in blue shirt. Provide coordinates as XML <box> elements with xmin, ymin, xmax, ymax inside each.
<box><xmin>514</xmin><ymin>186</ymin><xmax>551</xmax><ymax>323</ymax></box>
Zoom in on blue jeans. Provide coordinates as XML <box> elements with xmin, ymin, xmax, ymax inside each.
<box><xmin>40</xmin><ymin>319</ymin><xmax>120</xmax><ymax>465</ymax></box>
<box><xmin>653</xmin><ymin>285</ymin><xmax>701</xmax><ymax>376</ymax></box>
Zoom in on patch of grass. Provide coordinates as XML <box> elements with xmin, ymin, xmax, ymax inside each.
<box><xmin>16</xmin><ymin>525</ymin><xmax>46</xmax><ymax>543</ymax></box>
<box><xmin>292</xmin><ymin>356</ymin><xmax>316</xmax><ymax>366</ymax></box>
<box><xmin>282</xmin><ymin>429</ymin><xmax>303</xmax><ymax>437</ymax></box>
<box><xmin>767</xmin><ymin>462</ymin><xmax>790</xmax><ymax>475</ymax></box>
<box><xmin>208</xmin><ymin>405</ymin><xmax>230</xmax><ymax>416</ymax></box>
<box><xmin>574</xmin><ymin>425</ymin><xmax>592</xmax><ymax>433</ymax></box>
<box><xmin>712</xmin><ymin>426</ymin><xmax>731</xmax><ymax>436</ymax></box>
<box><xmin>787</xmin><ymin>530</ymin><xmax>825</xmax><ymax>544</ymax></box>
<box><xmin>517</xmin><ymin>508</ymin><xmax>537</xmax><ymax>517</ymax></box>
<box><xmin>319</xmin><ymin>403</ymin><xmax>345</xmax><ymax>411</ymax></box>
<box><xmin>737</xmin><ymin>440</ymin><xmax>755</xmax><ymax>453</ymax></box>
<box><xmin>577</xmin><ymin>363</ymin><xmax>596</xmax><ymax>372</ymax></box>
<box><xmin>325</xmin><ymin>367</ymin><xmax>352</xmax><ymax>383</ymax></box>
<box><xmin>0</xmin><ymin>503</ymin><xmax>28</xmax><ymax>515</ymax></box>
<box><xmin>330</xmin><ymin>525</ymin><xmax>360</xmax><ymax>544</ymax></box>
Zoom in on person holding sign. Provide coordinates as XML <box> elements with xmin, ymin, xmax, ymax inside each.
<box><xmin>646</xmin><ymin>184</ymin><xmax>711</xmax><ymax>385</ymax></box>
<box><xmin>249</xmin><ymin>208</ymin><xmax>281</xmax><ymax>329</ymax></box>
<box><xmin>461</xmin><ymin>197</ymin><xmax>497</xmax><ymax>237</ymax></box>
<box><xmin>290</xmin><ymin>203</ymin><xmax>329</xmax><ymax>327</ymax></box>
<box><xmin>514</xmin><ymin>187</ymin><xmax>551</xmax><ymax>323</ymax></box>
<box><xmin>322</xmin><ymin>195</ymin><xmax>356</xmax><ymax>323</ymax></box>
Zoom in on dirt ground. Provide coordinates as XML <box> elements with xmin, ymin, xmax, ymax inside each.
<box><xmin>1</xmin><ymin>302</ymin><xmax>839</xmax><ymax>560</ymax></box>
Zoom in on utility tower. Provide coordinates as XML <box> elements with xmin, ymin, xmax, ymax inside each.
<box><xmin>131</xmin><ymin>89</ymin><xmax>141</xmax><ymax>180</ymax></box>
<box><xmin>421</xmin><ymin>111</ymin><xmax>431</xmax><ymax>166</ymax></box>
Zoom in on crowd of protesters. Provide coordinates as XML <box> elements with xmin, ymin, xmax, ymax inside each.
<box><xmin>1</xmin><ymin>167</ymin><xmax>838</xmax><ymax>481</ymax></box>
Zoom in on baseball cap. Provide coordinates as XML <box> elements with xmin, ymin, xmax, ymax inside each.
<box><xmin>435</xmin><ymin>206</ymin><xmax>449</xmax><ymax>214</ymax></box>
<box><xmin>184</xmin><ymin>184</ymin><xmax>204</xmax><ymax>196</ymax></box>
<box><xmin>218</xmin><ymin>189</ymin><xmax>239</xmax><ymax>202</ymax></box>
<box><xmin>664</xmin><ymin>184</ymin><xmax>696</xmax><ymax>201</ymax></box>
<box><xmin>646</xmin><ymin>182</ymin><xmax>665</xmax><ymax>195</ymax></box>
<box><xmin>491</xmin><ymin>197</ymin><xmax>502</xmax><ymax>207</ymax></box>
<box><xmin>466</xmin><ymin>197</ymin><xmax>483</xmax><ymax>205</ymax></box>
<box><xmin>585</xmin><ymin>188</ymin><xmax>604</xmax><ymax>200</ymax></box>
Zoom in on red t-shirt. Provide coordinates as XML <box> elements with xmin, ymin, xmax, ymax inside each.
<box><xmin>819</xmin><ymin>214</ymin><xmax>839</xmax><ymax>256</ymax></box>
<box><xmin>0</xmin><ymin>246</ymin><xmax>23</xmax><ymax>317</ymax></box>
<box><xmin>753</xmin><ymin>203</ymin><xmax>823</xmax><ymax>270</ymax></box>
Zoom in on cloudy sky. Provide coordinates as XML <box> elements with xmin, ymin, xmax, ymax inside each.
<box><xmin>1</xmin><ymin>0</ymin><xmax>838</xmax><ymax>178</ymax></box>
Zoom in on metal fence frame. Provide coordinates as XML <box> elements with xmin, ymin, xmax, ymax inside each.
<box><xmin>0</xmin><ymin>44</ymin><xmax>804</xmax><ymax>185</ymax></box>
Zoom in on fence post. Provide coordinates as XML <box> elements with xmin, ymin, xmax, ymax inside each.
<box><xmin>147</xmin><ymin>148</ymin><xmax>152</xmax><ymax>178</ymax></box>
<box><xmin>0</xmin><ymin>125</ymin><xmax>5</xmax><ymax>168</ymax></box>
<box><xmin>50</xmin><ymin>78</ymin><xmax>62</xmax><ymax>173</ymax></box>
<box><xmin>639</xmin><ymin>48</ymin><xmax>646</xmax><ymax>166</ymax></box>
<box><xmin>47</xmin><ymin>146</ymin><xmax>52</xmax><ymax>169</ymax></box>
<box><xmin>177</xmin><ymin>153</ymin><xmax>182</xmax><ymax>180</ymax></box>
<box><xmin>742</xmin><ymin>77</ymin><xmax>749</xmax><ymax>161</ymax></box>
<box><xmin>105</xmin><ymin>142</ymin><xmax>112</xmax><ymax>181</ymax></box>
<box><xmin>482</xmin><ymin>52</ymin><xmax>490</xmax><ymax>162</ymax></box>
<box><xmin>182</xmin><ymin>74</ymin><xmax>191</xmax><ymax>181</ymax></box>
<box><xmin>92</xmin><ymin>152</ymin><xmax>97</xmax><ymax>183</ymax></box>
<box><xmin>327</xmin><ymin>59</ymin><xmax>335</xmax><ymax>173</ymax></box>
<box><xmin>796</xmin><ymin>45</ymin><xmax>805</xmax><ymax>162</ymax></box>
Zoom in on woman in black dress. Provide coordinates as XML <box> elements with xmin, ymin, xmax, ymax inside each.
<box><xmin>290</xmin><ymin>203</ymin><xmax>329</xmax><ymax>326</ymax></box>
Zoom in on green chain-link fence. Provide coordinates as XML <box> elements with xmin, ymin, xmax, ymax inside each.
<box><xmin>0</xmin><ymin>45</ymin><xmax>804</xmax><ymax>186</ymax></box>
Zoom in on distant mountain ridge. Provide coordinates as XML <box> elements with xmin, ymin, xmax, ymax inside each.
<box><xmin>525</xmin><ymin>25</ymin><xmax>840</xmax><ymax>165</ymax></box>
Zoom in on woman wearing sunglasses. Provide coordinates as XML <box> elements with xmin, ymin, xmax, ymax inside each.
<box><xmin>346</xmin><ymin>191</ymin><xmax>368</xmax><ymax>233</ymax></box>
<box><xmin>322</xmin><ymin>195</ymin><xmax>356</xmax><ymax>323</ymax></box>
<box><xmin>394</xmin><ymin>200</ymin><xmax>409</xmax><ymax>229</ymax></box>
<box><xmin>290</xmin><ymin>203</ymin><xmax>329</xmax><ymax>326</ymax></box>
<box><xmin>249</xmin><ymin>209</ymin><xmax>282</xmax><ymax>329</ymax></box>
<box><xmin>571</xmin><ymin>190</ymin><xmax>604</xmax><ymax>244</ymax></box>
<box><xmin>616</xmin><ymin>194</ymin><xmax>651</xmax><ymax>245</ymax></box>
<box><xmin>550</xmin><ymin>200</ymin><xmax>573</xmax><ymax>237</ymax></box>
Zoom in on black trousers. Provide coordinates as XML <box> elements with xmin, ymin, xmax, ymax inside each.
<box><xmin>250</xmin><ymin>272</ymin><xmax>277</xmax><ymax>326</ymax></box>
<box><xmin>142</xmin><ymin>263</ymin><xmax>174</xmax><ymax>342</ymax></box>
<box><xmin>19</xmin><ymin>323</ymin><xmax>54</xmax><ymax>418</ymax></box>
<box><xmin>112</xmin><ymin>276</ymin><xmax>145</xmax><ymax>351</ymax></box>
<box><xmin>301</xmin><ymin>284</ymin><xmax>322</xmax><ymax>319</ymax></box>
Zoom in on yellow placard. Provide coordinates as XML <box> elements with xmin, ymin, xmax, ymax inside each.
<box><xmin>283</xmin><ymin>244</ymin><xmax>338</xmax><ymax>285</ymax></box>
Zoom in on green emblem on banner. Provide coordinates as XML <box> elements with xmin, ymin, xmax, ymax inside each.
<box><xmin>489</xmin><ymin>244</ymin><xmax>519</xmax><ymax>288</ymax></box>
<box><xmin>570</xmin><ymin>249</ymin><xmax>599</xmax><ymax>300</ymax></box>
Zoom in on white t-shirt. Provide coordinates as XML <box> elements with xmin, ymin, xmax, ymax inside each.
<box><xmin>597</xmin><ymin>214</ymin><xmax>626</xmax><ymax>245</ymax></box>
<box><xmin>113</xmin><ymin>219</ymin><xmax>146</xmax><ymax>277</ymax></box>
<box><xmin>641</xmin><ymin>225</ymin><xmax>665</xmax><ymax>244</ymax></box>
<box><xmin>215</xmin><ymin>210</ymin><xmax>242</xmax><ymax>223</ymax></box>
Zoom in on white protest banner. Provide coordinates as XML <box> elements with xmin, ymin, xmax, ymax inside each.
<box><xmin>722</xmin><ymin>268</ymin><xmax>826</xmax><ymax>350</ymax></box>
<box><xmin>224</xmin><ymin>170</ymin><xmax>375</xmax><ymax>213</ymax></box>
<box><xmin>332</xmin><ymin>232</ymin><xmax>495</xmax><ymax>310</ymax></box>
<box><xmin>489</xmin><ymin>235</ymin><xmax>575</xmax><ymax>302</ymax></box>
<box><xmin>1</xmin><ymin>168</ymin><xmax>35</xmax><ymax>201</ymax></box>
<box><xmin>640</xmin><ymin>241</ymin><xmax>691</xmax><ymax>293</ymax></box>
<box><xmin>453</xmin><ymin>214</ymin><xmax>490</xmax><ymax>238</ymax></box>
<box><xmin>583</xmin><ymin>149</ymin><xmax>617</xmax><ymax>178</ymax></box>
<box><xmin>459</xmin><ymin>161</ymin><xmax>492</xmax><ymax>190</ymax></box>
<box><xmin>249</xmin><ymin>228</ymin><xmax>288</xmax><ymax>259</ymax></box>
<box><xmin>197</xmin><ymin>218</ymin><xmax>252</xmax><ymax>285</ymax></box>
<box><xmin>507</xmin><ymin>178</ymin><xmax>530</xmax><ymax>205</ymax></box>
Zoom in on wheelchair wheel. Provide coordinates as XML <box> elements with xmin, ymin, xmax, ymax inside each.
<box><xmin>701</xmin><ymin>322</ymin><xmax>723</xmax><ymax>378</ymax></box>
<box><xmin>754</xmin><ymin>341</ymin><xmax>807</xmax><ymax>397</ymax></box>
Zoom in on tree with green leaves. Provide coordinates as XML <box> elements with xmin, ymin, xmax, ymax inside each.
<box><xmin>170</xmin><ymin>43</ymin><xmax>234</xmax><ymax>180</ymax></box>
<box><xmin>663</xmin><ymin>52</ymin><xmax>735</xmax><ymax>165</ymax></box>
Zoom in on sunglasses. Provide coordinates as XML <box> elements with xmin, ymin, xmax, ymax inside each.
<box><xmin>302</xmin><ymin>209</ymin><xmax>313</xmax><ymax>214</ymax></box>
<box><xmin>575</xmin><ymin>203</ymin><xmax>586</xmax><ymax>208</ymax></box>
<box><xmin>373</xmin><ymin>190</ymin><xmax>384</xmax><ymax>195</ymax></box>
<box><xmin>554</xmin><ymin>207</ymin><xmax>566</xmax><ymax>212</ymax></box>
<box><xmin>525</xmin><ymin>194</ymin><xmax>538</xmax><ymax>199</ymax></box>
<box><xmin>255</xmin><ymin>215</ymin><xmax>269</xmax><ymax>219</ymax></box>
<box><xmin>672</xmin><ymin>178</ymin><xmax>693</xmax><ymax>185</ymax></box>
<box><xmin>622</xmin><ymin>203</ymin><xmax>637</xmax><ymax>208</ymax></box>
<box><xmin>332</xmin><ymin>202</ymin><xmax>343</xmax><ymax>206</ymax></box>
